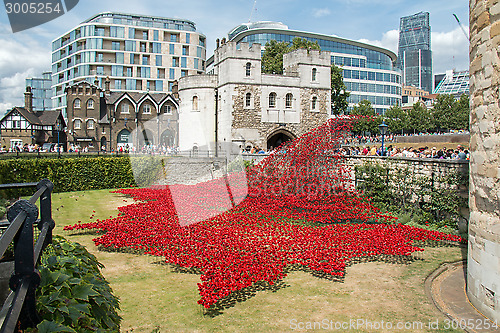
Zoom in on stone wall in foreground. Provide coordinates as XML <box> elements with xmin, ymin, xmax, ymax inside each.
<box><xmin>467</xmin><ymin>0</ymin><xmax>500</xmax><ymax>322</ymax></box>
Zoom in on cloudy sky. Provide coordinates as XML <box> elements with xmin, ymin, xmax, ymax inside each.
<box><xmin>0</xmin><ymin>0</ymin><xmax>469</xmax><ymax>112</ymax></box>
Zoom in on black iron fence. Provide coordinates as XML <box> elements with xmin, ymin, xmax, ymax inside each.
<box><xmin>0</xmin><ymin>179</ymin><xmax>54</xmax><ymax>333</ymax></box>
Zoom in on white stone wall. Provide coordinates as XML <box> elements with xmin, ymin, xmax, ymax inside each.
<box><xmin>468</xmin><ymin>0</ymin><xmax>500</xmax><ymax>322</ymax></box>
<box><xmin>178</xmin><ymin>41</ymin><xmax>330</xmax><ymax>150</ymax></box>
<box><xmin>178</xmin><ymin>75</ymin><xmax>217</xmax><ymax>151</ymax></box>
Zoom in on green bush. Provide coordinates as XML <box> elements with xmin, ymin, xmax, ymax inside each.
<box><xmin>33</xmin><ymin>236</ymin><xmax>121</xmax><ymax>332</ymax></box>
<box><xmin>0</xmin><ymin>156</ymin><xmax>164</xmax><ymax>199</ymax></box>
<box><xmin>355</xmin><ymin>160</ymin><xmax>468</xmax><ymax>231</ymax></box>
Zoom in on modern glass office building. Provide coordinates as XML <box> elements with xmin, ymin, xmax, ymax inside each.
<box><xmin>397</xmin><ymin>12</ymin><xmax>433</xmax><ymax>94</ymax></box>
<box><xmin>225</xmin><ymin>21</ymin><xmax>402</xmax><ymax>115</ymax></box>
<box><xmin>25</xmin><ymin>71</ymin><xmax>52</xmax><ymax>111</ymax></box>
<box><xmin>434</xmin><ymin>69</ymin><xmax>469</xmax><ymax>98</ymax></box>
<box><xmin>51</xmin><ymin>12</ymin><xmax>207</xmax><ymax>117</ymax></box>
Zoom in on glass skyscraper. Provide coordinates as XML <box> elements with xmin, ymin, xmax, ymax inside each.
<box><xmin>51</xmin><ymin>12</ymin><xmax>207</xmax><ymax>117</ymax></box>
<box><xmin>25</xmin><ymin>72</ymin><xmax>53</xmax><ymax>111</ymax></box>
<box><xmin>397</xmin><ymin>12</ymin><xmax>433</xmax><ymax>94</ymax></box>
<box><xmin>224</xmin><ymin>22</ymin><xmax>402</xmax><ymax>115</ymax></box>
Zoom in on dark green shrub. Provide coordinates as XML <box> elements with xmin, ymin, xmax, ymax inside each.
<box><xmin>0</xmin><ymin>156</ymin><xmax>164</xmax><ymax>199</ymax></box>
<box><xmin>34</xmin><ymin>236</ymin><xmax>121</xmax><ymax>332</ymax></box>
<box><xmin>355</xmin><ymin>160</ymin><xmax>468</xmax><ymax>231</ymax></box>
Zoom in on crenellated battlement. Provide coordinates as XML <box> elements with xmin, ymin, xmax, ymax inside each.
<box><xmin>215</xmin><ymin>41</ymin><xmax>262</xmax><ymax>63</ymax></box>
<box><xmin>283</xmin><ymin>48</ymin><xmax>330</xmax><ymax>68</ymax></box>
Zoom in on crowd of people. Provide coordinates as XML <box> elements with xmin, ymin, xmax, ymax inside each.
<box><xmin>339</xmin><ymin>145</ymin><xmax>469</xmax><ymax>160</ymax></box>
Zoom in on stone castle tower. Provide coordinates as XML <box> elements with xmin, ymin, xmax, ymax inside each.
<box><xmin>178</xmin><ymin>41</ymin><xmax>330</xmax><ymax>152</ymax></box>
<box><xmin>468</xmin><ymin>0</ymin><xmax>500</xmax><ymax>321</ymax></box>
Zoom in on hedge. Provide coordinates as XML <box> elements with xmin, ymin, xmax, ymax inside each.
<box><xmin>0</xmin><ymin>156</ymin><xmax>164</xmax><ymax>198</ymax></box>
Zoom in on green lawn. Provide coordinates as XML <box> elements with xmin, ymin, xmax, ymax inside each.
<box><xmin>52</xmin><ymin>189</ymin><xmax>465</xmax><ymax>332</ymax></box>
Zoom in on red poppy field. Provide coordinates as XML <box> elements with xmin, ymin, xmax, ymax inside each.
<box><xmin>65</xmin><ymin>119</ymin><xmax>464</xmax><ymax>310</ymax></box>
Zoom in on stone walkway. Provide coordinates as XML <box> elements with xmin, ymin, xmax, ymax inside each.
<box><xmin>427</xmin><ymin>260</ymin><xmax>500</xmax><ymax>332</ymax></box>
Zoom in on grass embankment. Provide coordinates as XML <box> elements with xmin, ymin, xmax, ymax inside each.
<box><xmin>53</xmin><ymin>189</ymin><xmax>465</xmax><ymax>332</ymax></box>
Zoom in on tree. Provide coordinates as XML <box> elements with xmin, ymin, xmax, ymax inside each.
<box><xmin>432</xmin><ymin>94</ymin><xmax>455</xmax><ymax>131</ymax></box>
<box><xmin>331</xmin><ymin>65</ymin><xmax>350</xmax><ymax>115</ymax></box>
<box><xmin>384</xmin><ymin>105</ymin><xmax>407</xmax><ymax>134</ymax></box>
<box><xmin>451</xmin><ymin>94</ymin><xmax>470</xmax><ymax>131</ymax></box>
<box><xmin>261</xmin><ymin>37</ymin><xmax>320</xmax><ymax>74</ymax></box>
<box><xmin>261</xmin><ymin>40</ymin><xmax>291</xmax><ymax>74</ymax></box>
<box><xmin>350</xmin><ymin>100</ymin><xmax>379</xmax><ymax>134</ymax></box>
<box><xmin>407</xmin><ymin>102</ymin><xmax>431</xmax><ymax>133</ymax></box>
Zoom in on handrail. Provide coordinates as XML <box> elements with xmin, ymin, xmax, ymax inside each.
<box><xmin>0</xmin><ymin>179</ymin><xmax>54</xmax><ymax>333</ymax></box>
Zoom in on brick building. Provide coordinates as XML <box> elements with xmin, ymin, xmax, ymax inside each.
<box><xmin>65</xmin><ymin>78</ymin><xmax>179</xmax><ymax>151</ymax></box>
<box><xmin>0</xmin><ymin>87</ymin><xmax>65</xmax><ymax>150</ymax></box>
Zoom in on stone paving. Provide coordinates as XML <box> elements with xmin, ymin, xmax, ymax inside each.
<box><xmin>428</xmin><ymin>260</ymin><xmax>500</xmax><ymax>332</ymax></box>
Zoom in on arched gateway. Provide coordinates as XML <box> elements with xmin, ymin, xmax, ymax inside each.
<box><xmin>267</xmin><ymin>129</ymin><xmax>296</xmax><ymax>150</ymax></box>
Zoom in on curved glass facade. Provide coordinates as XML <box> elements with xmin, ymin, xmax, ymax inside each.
<box><xmin>228</xmin><ymin>24</ymin><xmax>402</xmax><ymax>115</ymax></box>
<box><xmin>239</xmin><ymin>33</ymin><xmax>394</xmax><ymax>71</ymax></box>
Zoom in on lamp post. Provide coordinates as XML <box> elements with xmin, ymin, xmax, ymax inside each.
<box><xmin>379</xmin><ymin>120</ymin><xmax>388</xmax><ymax>156</ymax></box>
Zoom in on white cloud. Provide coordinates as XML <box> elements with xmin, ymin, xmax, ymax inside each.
<box><xmin>0</xmin><ymin>24</ymin><xmax>51</xmax><ymax>113</ymax></box>
<box><xmin>356</xmin><ymin>27</ymin><xmax>469</xmax><ymax>74</ymax></box>
<box><xmin>312</xmin><ymin>8</ymin><xmax>331</xmax><ymax>18</ymax></box>
<box><xmin>431</xmin><ymin>26</ymin><xmax>469</xmax><ymax>74</ymax></box>
<box><xmin>357</xmin><ymin>29</ymin><xmax>399</xmax><ymax>53</ymax></box>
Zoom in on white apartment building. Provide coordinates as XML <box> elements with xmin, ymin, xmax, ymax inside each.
<box><xmin>51</xmin><ymin>12</ymin><xmax>207</xmax><ymax>117</ymax></box>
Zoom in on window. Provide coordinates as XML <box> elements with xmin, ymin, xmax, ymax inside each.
<box><xmin>246</xmin><ymin>62</ymin><xmax>251</xmax><ymax>76</ymax></box>
<box><xmin>74</xmin><ymin>119</ymin><xmax>81</xmax><ymax>129</ymax></box>
<box><xmin>87</xmin><ymin>119</ymin><xmax>95</xmax><ymax>129</ymax></box>
<box><xmin>170</xmin><ymin>34</ymin><xmax>178</xmax><ymax>42</ymax></box>
<box><xmin>169</xmin><ymin>44</ymin><xmax>175</xmax><ymax>55</ymax></box>
<box><xmin>245</xmin><ymin>93</ymin><xmax>251</xmax><ymax>107</ymax></box>
<box><xmin>269</xmin><ymin>92</ymin><xmax>277</xmax><ymax>108</ymax></box>
<box><xmin>130</xmin><ymin>53</ymin><xmax>135</xmax><ymax>64</ymax></box>
<box><xmin>12</xmin><ymin>120</ymin><xmax>21</xmax><ymax>128</ymax></box>
<box><xmin>312</xmin><ymin>68</ymin><xmax>317</xmax><ymax>81</ymax></box>
<box><xmin>125</xmin><ymin>40</ymin><xmax>136</xmax><ymax>52</ymax></box>
<box><xmin>74</xmin><ymin>98</ymin><xmax>81</xmax><ymax>108</ymax></box>
<box><xmin>153</xmin><ymin>30</ymin><xmax>159</xmax><ymax>41</ymax></box>
<box><xmin>169</xmin><ymin>68</ymin><xmax>175</xmax><ymax>80</ymax></box>
<box><xmin>311</xmin><ymin>96</ymin><xmax>318</xmax><ymax>110</ymax></box>
<box><xmin>142</xmin><ymin>31</ymin><xmax>148</xmax><ymax>40</ymax></box>
<box><xmin>87</xmin><ymin>99</ymin><xmax>94</xmax><ymax>109</ymax></box>
<box><xmin>142</xmin><ymin>55</ymin><xmax>149</xmax><ymax>65</ymax></box>
<box><xmin>285</xmin><ymin>93</ymin><xmax>293</xmax><ymax>108</ymax></box>
<box><xmin>182</xmin><ymin>45</ymin><xmax>189</xmax><ymax>55</ymax></box>
<box><xmin>143</xmin><ymin>104</ymin><xmax>151</xmax><ymax>114</ymax></box>
<box><xmin>181</xmin><ymin>57</ymin><xmax>187</xmax><ymax>68</ymax></box>
<box><xmin>192</xmin><ymin>96</ymin><xmax>198</xmax><ymax>110</ymax></box>
<box><xmin>112</xmin><ymin>65</ymin><xmax>123</xmax><ymax>76</ymax></box>
<box><xmin>128</xmin><ymin>28</ymin><xmax>135</xmax><ymax>38</ymax></box>
<box><xmin>110</xmin><ymin>26</ymin><xmax>124</xmax><ymax>38</ymax></box>
<box><xmin>116</xmin><ymin>52</ymin><xmax>124</xmax><ymax>64</ymax></box>
<box><xmin>155</xmin><ymin>80</ymin><xmax>163</xmax><ymax>91</ymax></box>
<box><xmin>156</xmin><ymin>55</ymin><xmax>162</xmax><ymax>66</ymax></box>
<box><xmin>172</xmin><ymin>57</ymin><xmax>179</xmax><ymax>67</ymax></box>
<box><xmin>112</xmin><ymin>41</ymin><xmax>120</xmax><ymax>50</ymax></box>
<box><xmin>121</xmin><ymin>103</ymin><xmax>130</xmax><ymax>114</ymax></box>
<box><xmin>165</xmin><ymin>105</ymin><xmax>172</xmax><ymax>114</ymax></box>
<box><xmin>115</xmin><ymin>80</ymin><xmax>122</xmax><ymax>89</ymax></box>
<box><xmin>181</xmin><ymin>70</ymin><xmax>188</xmax><ymax>77</ymax></box>
<box><xmin>185</xmin><ymin>33</ymin><xmax>190</xmax><ymax>44</ymax></box>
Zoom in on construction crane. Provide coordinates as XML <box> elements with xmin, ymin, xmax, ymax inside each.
<box><xmin>248</xmin><ymin>0</ymin><xmax>257</xmax><ymax>22</ymax></box>
<box><xmin>453</xmin><ymin>14</ymin><xmax>470</xmax><ymax>42</ymax></box>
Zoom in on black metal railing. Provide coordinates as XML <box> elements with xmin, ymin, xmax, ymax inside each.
<box><xmin>0</xmin><ymin>179</ymin><xmax>54</xmax><ymax>333</ymax></box>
